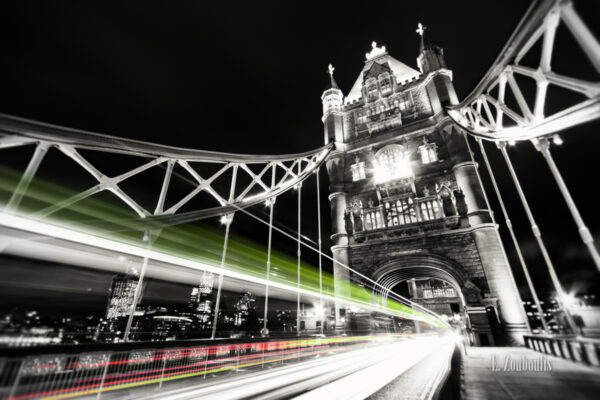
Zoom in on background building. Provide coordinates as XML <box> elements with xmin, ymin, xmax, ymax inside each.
<box><xmin>189</xmin><ymin>271</ymin><xmax>214</xmax><ymax>331</ymax></box>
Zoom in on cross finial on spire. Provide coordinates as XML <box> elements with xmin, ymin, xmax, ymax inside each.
<box><xmin>326</xmin><ymin>63</ymin><xmax>339</xmax><ymax>90</ymax></box>
<box><xmin>416</xmin><ymin>22</ymin><xmax>427</xmax><ymax>52</ymax></box>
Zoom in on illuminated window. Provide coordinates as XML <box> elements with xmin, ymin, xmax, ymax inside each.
<box><xmin>355</xmin><ymin>109</ymin><xmax>368</xmax><ymax>126</ymax></box>
<box><xmin>365</xmin><ymin>77</ymin><xmax>379</xmax><ymax>101</ymax></box>
<box><xmin>379</xmin><ymin>72</ymin><xmax>392</xmax><ymax>96</ymax></box>
<box><xmin>362</xmin><ymin>206</ymin><xmax>384</xmax><ymax>230</ymax></box>
<box><xmin>394</xmin><ymin>93</ymin><xmax>414</xmax><ymax>112</ymax></box>
<box><xmin>419</xmin><ymin>200</ymin><xmax>442</xmax><ymax>220</ymax></box>
<box><xmin>374</xmin><ymin>144</ymin><xmax>412</xmax><ymax>183</ymax></box>
<box><xmin>385</xmin><ymin>198</ymin><xmax>417</xmax><ymax>226</ymax></box>
<box><xmin>350</xmin><ymin>161</ymin><xmax>366</xmax><ymax>182</ymax></box>
<box><xmin>419</xmin><ymin>137</ymin><xmax>438</xmax><ymax>164</ymax></box>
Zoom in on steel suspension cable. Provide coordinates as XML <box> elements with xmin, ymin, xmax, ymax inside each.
<box><xmin>262</xmin><ymin>164</ymin><xmax>277</xmax><ymax>335</ymax></box>
<box><xmin>498</xmin><ymin>141</ymin><xmax>577</xmax><ymax>332</ymax></box>
<box><xmin>211</xmin><ymin>217</ymin><xmax>232</xmax><ymax>340</ymax></box>
<box><xmin>229</xmin><ymin>203</ymin><xmax>442</xmax><ymax>321</ymax></box>
<box><xmin>534</xmin><ymin>138</ymin><xmax>600</xmax><ymax>272</ymax></box>
<box><xmin>211</xmin><ymin>164</ymin><xmax>238</xmax><ymax>340</ymax></box>
<box><xmin>296</xmin><ymin>167</ymin><xmax>302</xmax><ymax>336</ymax></box>
<box><xmin>316</xmin><ymin>167</ymin><xmax>324</xmax><ymax>334</ymax></box>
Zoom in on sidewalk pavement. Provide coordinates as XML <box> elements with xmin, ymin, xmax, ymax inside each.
<box><xmin>461</xmin><ymin>346</ymin><xmax>600</xmax><ymax>400</ymax></box>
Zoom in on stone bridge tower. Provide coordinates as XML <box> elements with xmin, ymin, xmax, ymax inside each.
<box><xmin>321</xmin><ymin>34</ymin><xmax>529</xmax><ymax>345</ymax></box>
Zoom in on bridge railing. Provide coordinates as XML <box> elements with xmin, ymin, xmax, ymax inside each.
<box><xmin>353</xmin><ymin>196</ymin><xmax>460</xmax><ymax>242</ymax></box>
<box><xmin>0</xmin><ymin>334</ymin><xmax>409</xmax><ymax>400</ymax></box>
<box><xmin>524</xmin><ymin>334</ymin><xmax>600</xmax><ymax>367</ymax></box>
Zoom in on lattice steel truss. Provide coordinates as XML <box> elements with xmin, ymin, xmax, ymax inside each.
<box><xmin>447</xmin><ymin>0</ymin><xmax>600</xmax><ymax>141</ymax></box>
<box><xmin>0</xmin><ymin>114</ymin><xmax>332</xmax><ymax>227</ymax></box>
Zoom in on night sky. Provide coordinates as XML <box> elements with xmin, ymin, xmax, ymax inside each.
<box><xmin>1</xmin><ymin>0</ymin><xmax>599</xmax><ymax>316</ymax></box>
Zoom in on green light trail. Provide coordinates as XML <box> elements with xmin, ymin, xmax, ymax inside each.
<box><xmin>0</xmin><ymin>166</ymin><xmax>446</xmax><ymax>327</ymax></box>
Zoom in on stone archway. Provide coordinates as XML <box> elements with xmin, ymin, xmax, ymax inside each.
<box><xmin>370</xmin><ymin>254</ymin><xmax>502</xmax><ymax>345</ymax></box>
<box><xmin>371</xmin><ymin>253</ymin><xmax>482</xmax><ymax>308</ymax></box>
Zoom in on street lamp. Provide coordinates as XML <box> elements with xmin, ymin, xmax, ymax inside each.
<box><xmin>551</xmin><ymin>134</ymin><xmax>563</xmax><ymax>146</ymax></box>
<box><xmin>562</xmin><ymin>292</ymin><xmax>577</xmax><ymax>309</ymax></box>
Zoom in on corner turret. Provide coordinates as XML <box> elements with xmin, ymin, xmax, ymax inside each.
<box><xmin>415</xmin><ymin>23</ymin><xmax>458</xmax><ymax>107</ymax></box>
<box><xmin>321</xmin><ymin>64</ymin><xmax>345</xmax><ymax>145</ymax></box>
<box><xmin>416</xmin><ymin>23</ymin><xmax>447</xmax><ymax>74</ymax></box>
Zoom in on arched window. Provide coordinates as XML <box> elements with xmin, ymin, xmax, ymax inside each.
<box><xmin>374</xmin><ymin>144</ymin><xmax>412</xmax><ymax>183</ymax></box>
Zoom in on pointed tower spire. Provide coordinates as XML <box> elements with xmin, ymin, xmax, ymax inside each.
<box><xmin>321</xmin><ymin>63</ymin><xmax>344</xmax><ymax>144</ymax></box>
<box><xmin>416</xmin><ymin>22</ymin><xmax>427</xmax><ymax>52</ymax></box>
<box><xmin>327</xmin><ymin>64</ymin><xmax>339</xmax><ymax>89</ymax></box>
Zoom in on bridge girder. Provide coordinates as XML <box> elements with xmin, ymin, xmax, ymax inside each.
<box><xmin>447</xmin><ymin>0</ymin><xmax>600</xmax><ymax>142</ymax></box>
<box><xmin>0</xmin><ymin>114</ymin><xmax>332</xmax><ymax>228</ymax></box>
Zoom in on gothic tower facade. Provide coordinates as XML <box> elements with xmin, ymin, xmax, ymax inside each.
<box><xmin>321</xmin><ymin>37</ymin><xmax>529</xmax><ymax>345</ymax></box>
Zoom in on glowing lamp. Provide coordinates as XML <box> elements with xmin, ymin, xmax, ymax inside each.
<box><xmin>373</xmin><ymin>159</ymin><xmax>412</xmax><ymax>184</ymax></box>
<box><xmin>562</xmin><ymin>293</ymin><xmax>576</xmax><ymax>308</ymax></box>
<box><xmin>373</xmin><ymin>163</ymin><xmax>388</xmax><ymax>184</ymax></box>
<box><xmin>552</xmin><ymin>134</ymin><xmax>563</xmax><ymax>146</ymax></box>
<box><xmin>220</xmin><ymin>214</ymin><xmax>233</xmax><ymax>225</ymax></box>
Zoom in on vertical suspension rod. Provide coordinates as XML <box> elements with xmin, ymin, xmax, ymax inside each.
<box><xmin>498</xmin><ymin>142</ymin><xmax>577</xmax><ymax>332</ymax></box>
<box><xmin>316</xmin><ymin>167</ymin><xmax>324</xmax><ymax>335</ymax></box>
<box><xmin>5</xmin><ymin>142</ymin><xmax>49</xmax><ymax>212</ymax></box>
<box><xmin>296</xmin><ymin>163</ymin><xmax>302</xmax><ymax>337</ymax></box>
<box><xmin>263</xmin><ymin>163</ymin><xmax>277</xmax><ymax>334</ymax></box>
<box><xmin>211</xmin><ymin>219</ymin><xmax>232</xmax><ymax>340</ymax></box>
<box><xmin>124</xmin><ymin>231</ymin><xmax>152</xmax><ymax>341</ymax></box>
<box><xmin>211</xmin><ymin>163</ymin><xmax>238</xmax><ymax>340</ymax></box>
<box><xmin>477</xmin><ymin>138</ymin><xmax>547</xmax><ymax>333</ymax></box>
<box><xmin>535</xmin><ymin>138</ymin><xmax>600</xmax><ymax>272</ymax></box>
<box><xmin>124</xmin><ymin>162</ymin><xmax>173</xmax><ymax>341</ymax></box>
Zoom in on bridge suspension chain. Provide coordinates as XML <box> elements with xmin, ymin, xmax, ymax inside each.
<box><xmin>0</xmin><ymin>113</ymin><xmax>332</xmax><ymax>228</ymax></box>
<box><xmin>449</xmin><ymin>0</ymin><xmax>600</xmax><ymax>282</ymax></box>
<box><xmin>447</xmin><ymin>0</ymin><xmax>600</xmax><ymax>142</ymax></box>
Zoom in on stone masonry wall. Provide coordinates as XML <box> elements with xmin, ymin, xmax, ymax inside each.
<box><xmin>348</xmin><ymin>230</ymin><xmax>491</xmax><ymax>297</ymax></box>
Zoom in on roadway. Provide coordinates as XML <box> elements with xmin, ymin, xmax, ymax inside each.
<box><xmin>84</xmin><ymin>335</ymin><xmax>455</xmax><ymax>400</ymax></box>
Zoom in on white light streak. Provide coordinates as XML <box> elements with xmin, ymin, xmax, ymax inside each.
<box><xmin>0</xmin><ymin>213</ymin><xmax>446</xmax><ymax>325</ymax></box>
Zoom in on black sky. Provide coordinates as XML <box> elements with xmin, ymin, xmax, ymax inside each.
<box><xmin>1</xmin><ymin>0</ymin><xmax>599</xmax><ymax>312</ymax></box>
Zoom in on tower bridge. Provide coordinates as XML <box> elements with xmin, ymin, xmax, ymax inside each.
<box><xmin>0</xmin><ymin>0</ymin><xmax>599</xmax><ymax>399</ymax></box>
